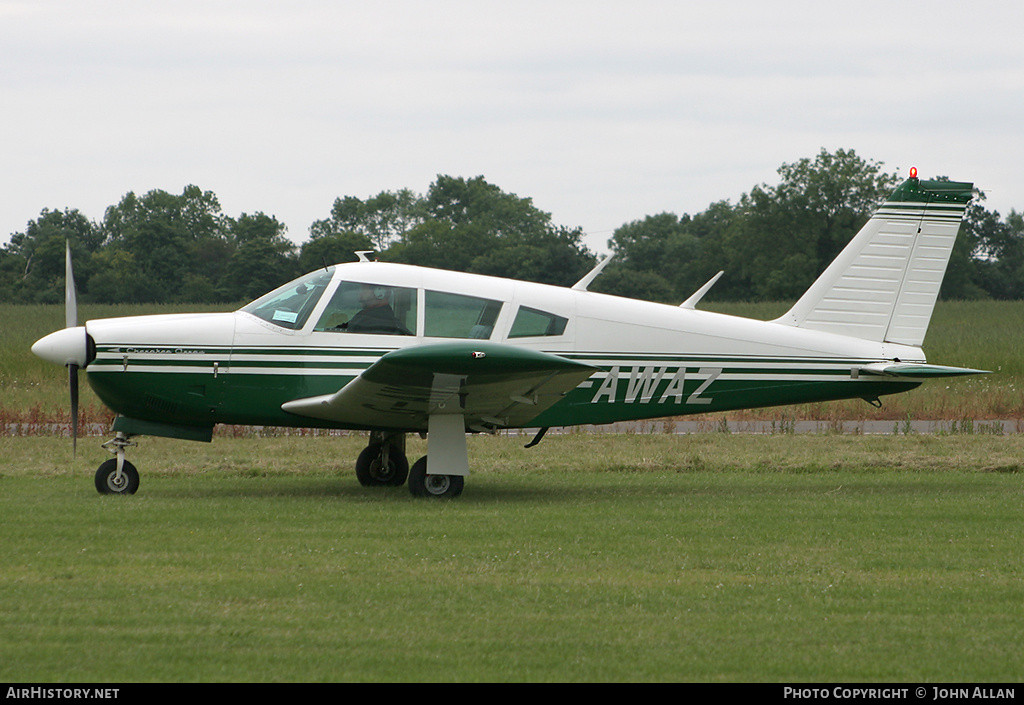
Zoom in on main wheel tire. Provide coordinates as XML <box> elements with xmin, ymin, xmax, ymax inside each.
<box><xmin>408</xmin><ymin>456</ymin><xmax>464</xmax><ymax>498</ymax></box>
<box><xmin>95</xmin><ymin>459</ymin><xmax>140</xmax><ymax>495</ymax></box>
<box><xmin>355</xmin><ymin>442</ymin><xmax>409</xmax><ymax>487</ymax></box>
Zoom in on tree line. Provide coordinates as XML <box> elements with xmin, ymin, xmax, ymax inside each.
<box><xmin>2</xmin><ymin>149</ymin><xmax>1022</xmax><ymax>306</ymax></box>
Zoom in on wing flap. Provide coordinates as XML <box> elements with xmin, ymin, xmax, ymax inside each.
<box><xmin>282</xmin><ymin>341</ymin><xmax>596</xmax><ymax>430</ymax></box>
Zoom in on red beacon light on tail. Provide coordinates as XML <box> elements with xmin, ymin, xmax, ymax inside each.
<box><xmin>910</xmin><ymin>167</ymin><xmax>918</xmax><ymax>179</ymax></box>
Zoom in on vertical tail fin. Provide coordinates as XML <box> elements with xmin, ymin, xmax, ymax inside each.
<box><xmin>773</xmin><ymin>174</ymin><xmax>973</xmax><ymax>346</ymax></box>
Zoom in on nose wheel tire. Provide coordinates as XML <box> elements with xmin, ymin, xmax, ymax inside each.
<box><xmin>408</xmin><ymin>456</ymin><xmax>464</xmax><ymax>498</ymax></box>
<box><xmin>95</xmin><ymin>459</ymin><xmax>140</xmax><ymax>495</ymax></box>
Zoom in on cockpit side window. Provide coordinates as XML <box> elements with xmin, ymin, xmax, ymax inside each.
<box><xmin>508</xmin><ymin>306</ymin><xmax>568</xmax><ymax>338</ymax></box>
<box><xmin>240</xmin><ymin>269</ymin><xmax>334</xmax><ymax>330</ymax></box>
<box><xmin>314</xmin><ymin>281</ymin><xmax>417</xmax><ymax>335</ymax></box>
<box><xmin>424</xmin><ymin>291</ymin><xmax>502</xmax><ymax>339</ymax></box>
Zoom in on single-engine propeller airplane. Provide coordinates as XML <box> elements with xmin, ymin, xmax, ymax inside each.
<box><xmin>33</xmin><ymin>171</ymin><xmax>986</xmax><ymax>498</ymax></box>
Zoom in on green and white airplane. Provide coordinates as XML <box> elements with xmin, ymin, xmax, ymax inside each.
<box><xmin>32</xmin><ymin>171</ymin><xmax>985</xmax><ymax>498</ymax></box>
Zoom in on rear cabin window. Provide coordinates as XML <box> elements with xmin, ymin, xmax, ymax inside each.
<box><xmin>314</xmin><ymin>281</ymin><xmax>417</xmax><ymax>335</ymax></box>
<box><xmin>424</xmin><ymin>291</ymin><xmax>502</xmax><ymax>339</ymax></box>
<box><xmin>508</xmin><ymin>306</ymin><xmax>568</xmax><ymax>338</ymax></box>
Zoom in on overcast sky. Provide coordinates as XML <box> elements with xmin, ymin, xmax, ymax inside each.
<box><xmin>2</xmin><ymin>0</ymin><xmax>1022</xmax><ymax>255</ymax></box>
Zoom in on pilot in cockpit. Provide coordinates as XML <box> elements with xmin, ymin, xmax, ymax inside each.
<box><xmin>319</xmin><ymin>283</ymin><xmax>413</xmax><ymax>335</ymax></box>
<box><xmin>348</xmin><ymin>284</ymin><xmax>410</xmax><ymax>334</ymax></box>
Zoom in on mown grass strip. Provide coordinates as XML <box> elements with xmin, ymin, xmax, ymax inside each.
<box><xmin>2</xmin><ymin>434</ymin><xmax>1022</xmax><ymax>682</ymax></box>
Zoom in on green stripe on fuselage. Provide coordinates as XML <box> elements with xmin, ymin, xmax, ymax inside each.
<box><xmin>87</xmin><ymin>347</ymin><xmax>918</xmax><ymax>431</ymax></box>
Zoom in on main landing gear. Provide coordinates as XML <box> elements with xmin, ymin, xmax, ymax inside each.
<box><xmin>408</xmin><ymin>456</ymin><xmax>464</xmax><ymax>498</ymax></box>
<box><xmin>355</xmin><ymin>431</ymin><xmax>410</xmax><ymax>487</ymax></box>
<box><xmin>357</xmin><ymin>416</ymin><xmax>469</xmax><ymax>498</ymax></box>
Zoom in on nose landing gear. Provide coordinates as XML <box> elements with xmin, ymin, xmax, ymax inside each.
<box><xmin>95</xmin><ymin>433</ymin><xmax>139</xmax><ymax>495</ymax></box>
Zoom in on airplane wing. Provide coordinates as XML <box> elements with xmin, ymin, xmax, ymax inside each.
<box><xmin>281</xmin><ymin>341</ymin><xmax>597</xmax><ymax>431</ymax></box>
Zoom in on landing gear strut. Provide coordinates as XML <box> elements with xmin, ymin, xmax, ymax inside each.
<box><xmin>355</xmin><ymin>431</ymin><xmax>409</xmax><ymax>487</ymax></box>
<box><xmin>408</xmin><ymin>415</ymin><xmax>469</xmax><ymax>498</ymax></box>
<box><xmin>357</xmin><ymin>416</ymin><xmax>471</xmax><ymax>498</ymax></box>
<box><xmin>96</xmin><ymin>432</ymin><xmax>139</xmax><ymax>495</ymax></box>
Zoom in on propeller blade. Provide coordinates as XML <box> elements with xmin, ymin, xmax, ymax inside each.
<box><xmin>69</xmin><ymin>364</ymin><xmax>79</xmax><ymax>457</ymax></box>
<box><xmin>66</xmin><ymin>241</ymin><xmax>79</xmax><ymax>456</ymax></box>
<box><xmin>65</xmin><ymin>241</ymin><xmax>77</xmax><ymax>329</ymax></box>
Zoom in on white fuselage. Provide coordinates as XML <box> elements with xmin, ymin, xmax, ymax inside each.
<box><xmin>66</xmin><ymin>261</ymin><xmax>924</xmax><ymax>433</ymax></box>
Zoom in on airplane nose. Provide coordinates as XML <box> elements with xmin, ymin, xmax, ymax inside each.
<box><xmin>32</xmin><ymin>326</ymin><xmax>93</xmax><ymax>367</ymax></box>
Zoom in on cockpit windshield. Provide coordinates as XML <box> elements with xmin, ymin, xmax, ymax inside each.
<box><xmin>240</xmin><ymin>268</ymin><xmax>334</xmax><ymax>330</ymax></box>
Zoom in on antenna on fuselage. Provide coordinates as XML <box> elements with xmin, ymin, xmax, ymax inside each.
<box><xmin>355</xmin><ymin>251</ymin><xmax>375</xmax><ymax>262</ymax></box>
<box><xmin>680</xmin><ymin>271</ymin><xmax>724</xmax><ymax>309</ymax></box>
<box><xmin>571</xmin><ymin>254</ymin><xmax>614</xmax><ymax>291</ymax></box>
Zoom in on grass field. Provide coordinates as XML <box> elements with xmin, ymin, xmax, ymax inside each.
<box><xmin>3</xmin><ymin>301</ymin><xmax>1024</xmax><ymax>682</ymax></box>
<box><xmin>2</xmin><ymin>433</ymin><xmax>1023</xmax><ymax>682</ymax></box>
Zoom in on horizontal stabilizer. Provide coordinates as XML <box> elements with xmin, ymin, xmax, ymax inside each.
<box><xmin>774</xmin><ymin>177</ymin><xmax>974</xmax><ymax>346</ymax></box>
<box><xmin>857</xmin><ymin>362</ymin><xmax>990</xmax><ymax>378</ymax></box>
